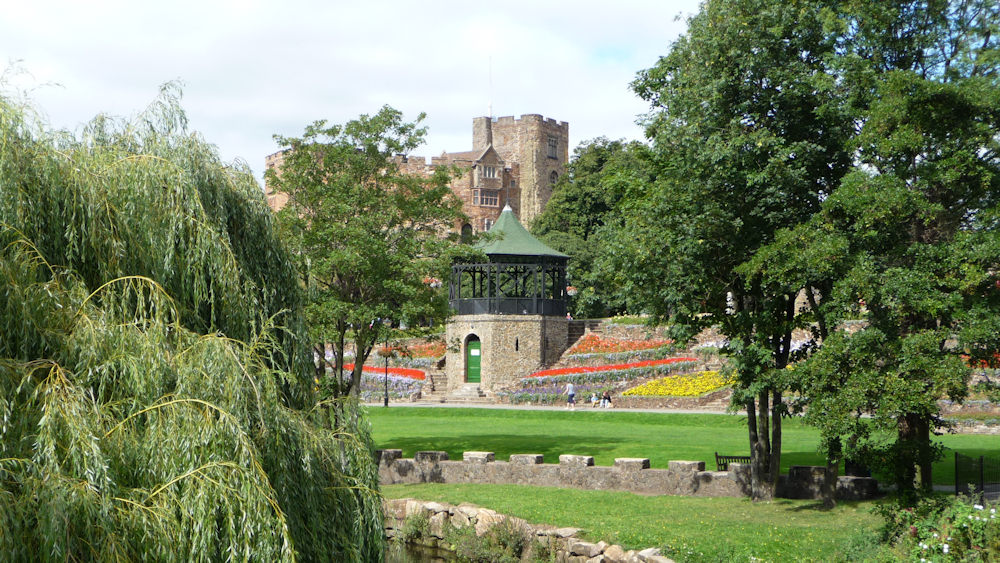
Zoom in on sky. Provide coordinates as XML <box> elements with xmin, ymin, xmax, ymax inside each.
<box><xmin>1</xmin><ymin>0</ymin><xmax>700</xmax><ymax>184</ymax></box>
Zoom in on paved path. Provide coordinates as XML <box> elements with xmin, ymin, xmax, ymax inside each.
<box><xmin>363</xmin><ymin>401</ymin><xmax>747</xmax><ymax>416</ymax></box>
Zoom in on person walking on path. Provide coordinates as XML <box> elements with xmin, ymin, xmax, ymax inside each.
<box><xmin>563</xmin><ymin>382</ymin><xmax>576</xmax><ymax>411</ymax></box>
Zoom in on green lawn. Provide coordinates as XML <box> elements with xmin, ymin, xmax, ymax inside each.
<box><xmin>368</xmin><ymin>406</ymin><xmax>1000</xmax><ymax>486</ymax></box>
<box><xmin>383</xmin><ymin>483</ymin><xmax>880</xmax><ymax>562</ymax></box>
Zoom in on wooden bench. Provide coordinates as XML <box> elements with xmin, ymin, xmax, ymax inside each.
<box><xmin>715</xmin><ymin>452</ymin><xmax>751</xmax><ymax>471</ymax></box>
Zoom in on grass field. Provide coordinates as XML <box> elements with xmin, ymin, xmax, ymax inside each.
<box><xmin>383</xmin><ymin>483</ymin><xmax>880</xmax><ymax>562</ymax></box>
<box><xmin>368</xmin><ymin>406</ymin><xmax>1000</xmax><ymax>486</ymax></box>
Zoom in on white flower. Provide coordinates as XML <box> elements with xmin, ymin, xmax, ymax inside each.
<box><xmin>933</xmin><ymin>533</ymin><xmax>939</xmax><ymax>538</ymax></box>
<box><xmin>975</xmin><ymin>504</ymin><xmax>984</xmax><ymax>510</ymax></box>
<box><xmin>943</xmin><ymin>544</ymin><xmax>950</xmax><ymax>554</ymax></box>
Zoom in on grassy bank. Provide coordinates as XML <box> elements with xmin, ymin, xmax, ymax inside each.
<box><xmin>368</xmin><ymin>407</ymin><xmax>1000</xmax><ymax>486</ymax></box>
<box><xmin>383</xmin><ymin>483</ymin><xmax>880</xmax><ymax>562</ymax></box>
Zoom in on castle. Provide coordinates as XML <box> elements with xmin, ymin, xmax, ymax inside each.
<box><xmin>264</xmin><ymin>114</ymin><xmax>569</xmax><ymax>231</ymax></box>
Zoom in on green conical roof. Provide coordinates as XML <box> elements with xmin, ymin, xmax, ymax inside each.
<box><xmin>476</xmin><ymin>205</ymin><xmax>569</xmax><ymax>259</ymax></box>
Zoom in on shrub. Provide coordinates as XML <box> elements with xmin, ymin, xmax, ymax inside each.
<box><xmin>878</xmin><ymin>496</ymin><xmax>1000</xmax><ymax>561</ymax></box>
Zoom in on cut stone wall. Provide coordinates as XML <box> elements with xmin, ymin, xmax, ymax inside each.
<box><xmin>377</xmin><ymin>450</ymin><xmax>881</xmax><ymax>502</ymax></box>
<box><xmin>446</xmin><ymin>315</ymin><xmax>569</xmax><ymax>393</ymax></box>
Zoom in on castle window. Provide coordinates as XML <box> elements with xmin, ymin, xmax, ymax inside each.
<box><xmin>482</xmin><ymin>166</ymin><xmax>496</xmax><ymax>179</ymax></box>
<box><xmin>510</xmin><ymin>180</ymin><xmax>515</xmax><ymax>189</ymax></box>
<box><xmin>480</xmin><ymin>190</ymin><xmax>499</xmax><ymax>207</ymax></box>
<box><xmin>547</xmin><ymin>137</ymin><xmax>558</xmax><ymax>159</ymax></box>
<box><xmin>461</xmin><ymin>223</ymin><xmax>473</xmax><ymax>243</ymax></box>
<box><xmin>484</xmin><ymin>218</ymin><xmax>494</xmax><ymax>231</ymax></box>
<box><xmin>473</xmin><ymin>189</ymin><xmax>480</xmax><ymax>205</ymax></box>
<box><xmin>549</xmin><ymin>171</ymin><xmax>559</xmax><ymax>185</ymax></box>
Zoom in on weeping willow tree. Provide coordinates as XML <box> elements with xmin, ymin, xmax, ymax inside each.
<box><xmin>0</xmin><ymin>81</ymin><xmax>384</xmax><ymax>562</ymax></box>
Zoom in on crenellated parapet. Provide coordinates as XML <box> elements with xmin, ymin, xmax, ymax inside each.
<box><xmin>376</xmin><ymin>449</ymin><xmax>881</xmax><ymax>501</ymax></box>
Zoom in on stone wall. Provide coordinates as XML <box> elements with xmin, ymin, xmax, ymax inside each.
<box><xmin>377</xmin><ymin>450</ymin><xmax>880</xmax><ymax>501</ymax></box>
<box><xmin>385</xmin><ymin>498</ymin><xmax>675</xmax><ymax>563</ymax></box>
<box><xmin>446</xmin><ymin>314</ymin><xmax>569</xmax><ymax>393</ymax></box>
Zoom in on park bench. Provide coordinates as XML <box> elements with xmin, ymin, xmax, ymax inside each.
<box><xmin>715</xmin><ymin>452</ymin><xmax>751</xmax><ymax>471</ymax></box>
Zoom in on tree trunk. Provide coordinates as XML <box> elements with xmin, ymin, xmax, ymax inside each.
<box><xmin>822</xmin><ymin>437</ymin><xmax>841</xmax><ymax>509</ymax></box>
<box><xmin>917</xmin><ymin>416</ymin><xmax>932</xmax><ymax>492</ymax></box>
<box><xmin>769</xmin><ymin>389</ymin><xmax>782</xmax><ymax>496</ymax></box>
<box><xmin>749</xmin><ymin>394</ymin><xmax>775</xmax><ymax>501</ymax></box>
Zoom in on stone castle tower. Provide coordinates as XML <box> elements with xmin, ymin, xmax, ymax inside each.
<box><xmin>264</xmin><ymin>114</ymin><xmax>569</xmax><ymax>233</ymax></box>
<box><xmin>471</xmin><ymin>115</ymin><xmax>569</xmax><ymax>226</ymax></box>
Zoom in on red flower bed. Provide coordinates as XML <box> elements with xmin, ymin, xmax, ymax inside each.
<box><xmin>528</xmin><ymin>357</ymin><xmax>698</xmax><ymax>378</ymax></box>
<box><xmin>567</xmin><ymin>333</ymin><xmax>672</xmax><ymax>355</ymax></box>
<box><xmin>343</xmin><ymin>364</ymin><xmax>425</xmax><ymax>380</ymax></box>
<box><xmin>408</xmin><ymin>341</ymin><xmax>446</xmax><ymax>358</ymax></box>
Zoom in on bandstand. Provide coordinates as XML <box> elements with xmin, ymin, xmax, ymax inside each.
<box><xmin>445</xmin><ymin>205</ymin><xmax>571</xmax><ymax>396</ymax></box>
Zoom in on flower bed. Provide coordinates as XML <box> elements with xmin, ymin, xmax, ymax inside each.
<box><xmin>357</xmin><ymin>372</ymin><xmax>423</xmax><ymax>402</ymax></box>
<box><xmin>408</xmin><ymin>340</ymin><xmax>446</xmax><ymax>358</ymax></box>
<box><xmin>497</xmin><ymin>357</ymin><xmax>699</xmax><ymax>405</ymax></box>
<box><xmin>343</xmin><ymin>363</ymin><xmax>425</xmax><ymax>380</ymax></box>
<box><xmin>567</xmin><ymin>333</ymin><xmax>672</xmax><ymax>355</ymax></box>
<box><xmin>622</xmin><ymin>370</ymin><xmax>732</xmax><ymax>397</ymax></box>
<box><xmin>526</xmin><ymin>357</ymin><xmax>698</xmax><ymax>382</ymax></box>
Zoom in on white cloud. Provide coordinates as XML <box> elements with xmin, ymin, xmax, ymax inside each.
<box><xmin>0</xmin><ymin>0</ymin><xmax>699</xmax><ymax>182</ymax></box>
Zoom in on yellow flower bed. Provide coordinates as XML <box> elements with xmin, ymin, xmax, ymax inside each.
<box><xmin>622</xmin><ymin>370</ymin><xmax>732</xmax><ymax>397</ymax></box>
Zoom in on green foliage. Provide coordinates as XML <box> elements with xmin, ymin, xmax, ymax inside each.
<box><xmin>0</xmin><ymin>81</ymin><xmax>383</xmax><ymax>561</ymax></box>
<box><xmin>532</xmin><ymin>138</ymin><xmax>654</xmax><ymax>318</ymax></box>
<box><xmin>447</xmin><ymin>517</ymin><xmax>530</xmax><ymax>563</ymax></box>
<box><xmin>876</xmin><ymin>496</ymin><xmax>1000</xmax><ymax>561</ymax></box>
<box><xmin>744</xmin><ymin>0</ymin><xmax>1000</xmax><ymax>500</ymax></box>
<box><xmin>612</xmin><ymin>0</ymin><xmax>853</xmax><ymax>498</ymax></box>
<box><xmin>267</xmin><ymin>106</ymin><xmax>467</xmax><ymax>398</ymax></box>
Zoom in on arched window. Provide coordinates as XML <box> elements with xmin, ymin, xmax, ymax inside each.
<box><xmin>461</xmin><ymin>223</ymin><xmax>473</xmax><ymax>243</ymax></box>
<box><xmin>549</xmin><ymin>171</ymin><xmax>559</xmax><ymax>185</ymax></box>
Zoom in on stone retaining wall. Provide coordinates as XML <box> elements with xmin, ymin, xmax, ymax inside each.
<box><xmin>385</xmin><ymin>498</ymin><xmax>675</xmax><ymax>562</ymax></box>
<box><xmin>377</xmin><ymin>450</ymin><xmax>880</xmax><ymax>501</ymax></box>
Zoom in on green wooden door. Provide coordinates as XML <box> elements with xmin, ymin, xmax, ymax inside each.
<box><xmin>466</xmin><ymin>340</ymin><xmax>481</xmax><ymax>383</ymax></box>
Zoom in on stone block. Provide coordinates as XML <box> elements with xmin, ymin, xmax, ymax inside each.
<box><xmin>570</xmin><ymin>540</ymin><xmax>601</xmax><ymax>557</ymax></box>
<box><xmin>560</xmin><ymin>455</ymin><xmax>595</xmax><ymax>469</ymax></box>
<box><xmin>587</xmin><ymin>556</ymin><xmax>607</xmax><ymax>563</ymax></box>
<box><xmin>667</xmin><ymin>461</ymin><xmax>705</xmax><ymax>472</ymax></box>
<box><xmin>464</xmin><ymin>451</ymin><xmax>496</xmax><ymax>464</ymax></box>
<box><xmin>647</xmin><ymin>557</ymin><xmax>675</xmax><ymax>563</ymax></box>
<box><xmin>383</xmin><ymin>498</ymin><xmax>409</xmax><ymax>519</ymax></box>
<box><xmin>638</xmin><ymin>547</ymin><xmax>661</xmax><ymax>561</ymax></box>
<box><xmin>603</xmin><ymin>544</ymin><xmax>627</xmax><ymax>562</ymax></box>
<box><xmin>510</xmin><ymin>454</ymin><xmax>544</xmax><ymax>465</ymax></box>
<box><xmin>414</xmin><ymin>451</ymin><xmax>449</xmax><ymax>463</ymax></box>
<box><xmin>475</xmin><ymin>508</ymin><xmax>503</xmax><ymax>536</ymax></box>
<box><xmin>404</xmin><ymin>499</ymin><xmax>424</xmax><ymax>517</ymax></box>
<box><xmin>614</xmin><ymin>458</ymin><xmax>650</xmax><ymax>472</ymax></box>
<box><xmin>596</xmin><ymin>541</ymin><xmax>609</xmax><ymax>552</ymax></box>
<box><xmin>376</xmin><ymin>449</ymin><xmax>402</xmax><ymax>465</ymax></box>
<box><xmin>450</xmin><ymin>509</ymin><xmax>470</xmax><ymax>529</ymax></box>
<box><xmin>423</xmin><ymin>502</ymin><xmax>449</xmax><ymax>513</ymax></box>
<box><xmin>555</xmin><ymin>527</ymin><xmax>581</xmax><ymax>537</ymax></box>
<box><xmin>429</xmin><ymin>511</ymin><xmax>448</xmax><ymax>538</ymax></box>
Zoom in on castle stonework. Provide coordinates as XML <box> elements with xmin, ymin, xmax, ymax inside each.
<box><xmin>264</xmin><ymin>114</ymin><xmax>569</xmax><ymax>232</ymax></box>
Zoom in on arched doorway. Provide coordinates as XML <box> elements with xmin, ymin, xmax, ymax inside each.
<box><xmin>465</xmin><ymin>334</ymin><xmax>481</xmax><ymax>383</ymax></box>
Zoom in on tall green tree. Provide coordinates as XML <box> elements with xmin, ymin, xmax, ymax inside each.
<box><xmin>746</xmin><ymin>0</ymin><xmax>1000</xmax><ymax>502</ymax></box>
<box><xmin>533</xmin><ymin>138</ymin><xmax>653</xmax><ymax>318</ymax></box>
<box><xmin>266</xmin><ymin>107</ymin><xmax>466</xmax><ymax>399</ymax></box>
<box><xmin>0</xmin><ymin>82</ymin><xmax>383</xmax><ymax>561</ymax></box>
<box><xmin>614</xmin><ymin>0</ymin><xmax>852</xmax><ymax>499</ymax></box>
